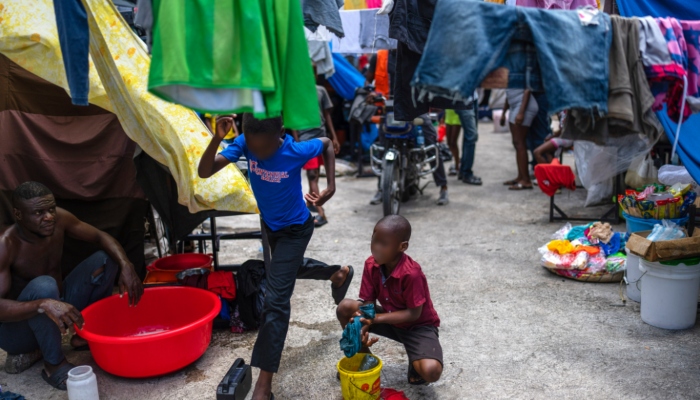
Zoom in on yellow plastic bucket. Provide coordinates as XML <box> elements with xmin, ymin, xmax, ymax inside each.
<box><xmin>336</xmin><ymin>354</ymin><xmax>383</xmax><ymax>400</ymax></box>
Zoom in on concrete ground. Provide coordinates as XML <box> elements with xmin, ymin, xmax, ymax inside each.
<box><xmin>2</xmin><ymin>122</ymin><xmax>700</xmax><ymax>399</ymax></box>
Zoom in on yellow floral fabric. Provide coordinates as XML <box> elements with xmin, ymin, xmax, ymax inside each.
<box><xmin>0</xmin><ymin>0</ymin><xmax>257</xmax><ymax>214</ymax></box>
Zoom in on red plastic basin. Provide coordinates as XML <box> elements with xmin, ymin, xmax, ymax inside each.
<box><xmin>77</xmin><ymin>286</ymin><xmax>221</xmax><ymax>378</ymax></box>
<box><xmin>146</xmin><ymin>253</ymin><xmax>213</xmax><ymax>272</ymax></box>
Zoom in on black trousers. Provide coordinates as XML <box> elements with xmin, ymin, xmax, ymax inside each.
<box><xmin>251</xmin><ymin>215</ymin><xmax>341</xmax><ymax>372</ymax></box>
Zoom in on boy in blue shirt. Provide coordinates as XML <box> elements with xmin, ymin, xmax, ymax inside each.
<box><xmin>199</xmin><ymin>114</ymin><xmax>353</xmax><ymax>400</ymax></box>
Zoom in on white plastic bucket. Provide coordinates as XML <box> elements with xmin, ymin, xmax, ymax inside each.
<box><xmin>491</xmin><ymin>110</ymin><xmax>509</xmax><ymax>133</ymax></box>
<box><xmin>625</xmin><ymin>250</ymin><xmax>642</xmax><ymax>303</ymax></box>
<box><xmin>639</xmin><ymin>259</ymin><xmax>700</xmax><ymax>330</ymax></box>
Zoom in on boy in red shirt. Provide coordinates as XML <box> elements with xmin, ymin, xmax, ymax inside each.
<box><xmin>336</xmin><ymin>215</ymin><xmax>442</xmax><ymax>385</ymax></box>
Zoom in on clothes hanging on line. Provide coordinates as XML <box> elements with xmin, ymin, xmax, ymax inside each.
<box><xmin>308</xmin><ymin>40</ymin><xmax>335</xmax><ymax>78</ymax></box>
<box><xmin>647</xmin><ymin>18</ymin><xmax>700</xmax><ymax>121</ymax></box>
<box><xmin>564</xmin><ymin>15</ymin><xmax>663</xmax><ymax>144</ymax></box>
<box><xmin>516</xmin><ymin>0</ymin><xmax>597</xmax><ymax>10</ymax></box>
<box><xmin>412</xmin><ymin>0</ymin><xmax>611</xmax><ymax>116</ymax></box>
<box><xmin>134</xmin><ymin>0</ymin><xmax>153</xmax><ymax>51</ymax></box>
<box><xmin>148</xmin><ymin>0</ymin><xmax>320</xmax><ymax>131</ymax></box>
<box><xmin>388</xmin><ymin>0</ymin><xmax>470</xmax><ymax>121</ymax></box>
<box><xmin>331</xmin><ymin>10</ymin><xmax>396</xmax><ymax>53</ymax></box>
<box><xmin>52</xmin><ymin>0</ymin><xmax>90</xmax><ymax>106</ymax></box>
<box><xmin>303</xmin><ymin>0</ymin><xmax>345</xmax><ymax>39</ymax></box>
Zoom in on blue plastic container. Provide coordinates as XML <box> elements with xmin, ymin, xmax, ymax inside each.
<box><xmin>623</xmin><ymin>213</ymin><xmax>689</xmax><ymax>234</ymax></box>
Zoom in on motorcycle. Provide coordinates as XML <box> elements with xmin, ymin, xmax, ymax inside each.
<box><xmin>369</xmin><ymin>97</ymin><xmax>439</xmax><ymax>216</ymax></box>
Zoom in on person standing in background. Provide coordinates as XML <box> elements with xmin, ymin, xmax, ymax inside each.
<box><xmin>293</xmin><ymin>85</ymin><xmax>340</xmax><ymax>228</ymax></box>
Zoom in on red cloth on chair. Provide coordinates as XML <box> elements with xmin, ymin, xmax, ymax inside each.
<box><xmin>534</xmin><ymin>159</ymin><xmax>576</xmax><ymax>197</ymax></box>
<box><xmin>207</xmin><ymin>271</ymin><xmax>236</xmax><ymax>300</ymax></box>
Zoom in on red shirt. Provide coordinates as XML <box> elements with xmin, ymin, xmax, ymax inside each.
<box><xmin>359</xmin><ymin>254</ymin><xmax>440</xmax><ymax>330</ymax></box>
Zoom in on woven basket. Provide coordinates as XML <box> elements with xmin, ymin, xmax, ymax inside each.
<box><xmin>544</xmin><ymin>266</ymin><xmax>624</xmax><ymax>283</ymax></box>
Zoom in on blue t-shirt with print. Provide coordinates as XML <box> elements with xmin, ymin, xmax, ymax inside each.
<box><xmin>220</xmin><ymin>134</ymin><xmax>324</xmax><ymax>231</ymax></box>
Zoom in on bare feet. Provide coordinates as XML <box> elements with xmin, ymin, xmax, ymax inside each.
<box><xmin>252</xmin><ymin>370</ymin><xmax>274</xmax><ymax>400</ymax></box>
<box><xmin>330</xmin><ymin>266</ymin><xmax>350</xmax><ymax>288</ymax></box>
<box><xmin>70</xmin><ymin>334</ymin><xmax>88</xmax><ymax>349</ymax></box>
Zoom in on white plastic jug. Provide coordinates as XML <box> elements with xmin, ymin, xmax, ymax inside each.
<box><xmin>67</xmin><ymin>365</ymin><xmax>100</xmax><ymax>400</ymax></box>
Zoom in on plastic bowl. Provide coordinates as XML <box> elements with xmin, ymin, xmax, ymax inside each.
<box><xmin>146</xmin><ymin>253</ymin><xmax>213</xmax><ymax>272</ymax></box>
<box><xmin>623</xmin><ymin>213</ymin><xmax>688</xmax><ymax>234</ymax></box>
<box><xmin>77</xmin><ymin>287</ymin><xmax>221</xmax><ymax>378</ymax></box>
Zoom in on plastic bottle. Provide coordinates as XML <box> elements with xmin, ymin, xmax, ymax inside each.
<box><xmin>67</xmin><ymin>366</ymin><xmax>100</xmax><ymax>400</ymax></box>
<box><xmin>415</xmin><ymin>125</ymin><xmax>425</xmax><ymax>147</ymax></box>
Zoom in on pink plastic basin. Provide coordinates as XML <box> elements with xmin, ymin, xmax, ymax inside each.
<box><xmin>77</xmin><ymin>286</ymin><xmax>221</xmax><ymax>378</ymax></box>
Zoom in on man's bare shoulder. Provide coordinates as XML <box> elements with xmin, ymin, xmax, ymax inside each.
<box><xmin>0</xmin><ymin>225</ymin><xmax>19</xmax><ymax>263</ymax></box>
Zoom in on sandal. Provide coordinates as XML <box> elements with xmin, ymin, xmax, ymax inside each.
<box><xmin>503</xmin><ymin>179</ymin><xmax>519</xmax><ymax>186</ymax></box>
<box><xmin>462</xmin><ymin>175</ymin><xmax>483</xmax><ymax>186</ymax></box>
<box><xmin>314</xmin><ymin>215</ymin><xmax>328</xmax><ymax>227</ymax></box>
<box><xmin>41</xmin><ymin>362</ymin><xmax>75</xmax><ymax>391</ymax></box>
<box><xmin>448</xmin><ymin>166</ymin><xmax>458</xmax><ymax>176</ymax></box>
<box><xmin>332</xmin><ymin>266</ymin><xmax>354</xmax><ymax>305</ymax></box>
<box><xmin>508</xmin><ymin>183</ymin><xmax>533</xmax><ymax>190</ymax></box>
<box><xmin>407</xmin><ymin>364</ymin><xmax>428</xmax><ymax>386</ymax></box>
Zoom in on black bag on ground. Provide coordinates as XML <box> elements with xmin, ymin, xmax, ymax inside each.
<box><xmin>235</xmin><ymin>260</ymin><xmax>267</xmax><ymax>330</ymax></box>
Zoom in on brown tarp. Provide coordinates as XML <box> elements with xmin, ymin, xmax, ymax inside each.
<box><xmin>0</xmin><ymin>54</ymin><xmax>144</xmax><ymax>200</ymax></box>
<box><xmin>0</xmin><ymin>54</ymin><xmax>146</xmax><ymax>276</ymax></box>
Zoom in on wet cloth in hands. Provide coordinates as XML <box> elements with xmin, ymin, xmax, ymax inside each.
<box><xmin>340</xmin><ymin>304</ymin><xmax>376</xmax><ymax>358</ymax></box>
<box><xmin>412</xmin><ymin>0</ymin><xmax>611</xmax><ymax>116</ymax></box>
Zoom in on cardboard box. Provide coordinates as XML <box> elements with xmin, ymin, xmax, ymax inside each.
<box><xmin>626</xmin><ymin>230</ymin><xmax>700</xmax><ymax>262</ymax></box>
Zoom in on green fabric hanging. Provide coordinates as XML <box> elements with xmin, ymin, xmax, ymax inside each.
<box><xmin>147</xmin><ymin>0</ymin><xmax>319</xmax><ymax>130</ymax></box>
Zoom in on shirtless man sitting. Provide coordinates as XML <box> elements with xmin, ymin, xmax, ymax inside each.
<box><xmin>0</xmin><ymin>182</ymin><xmax>143</xmax><ymax>390</ymax></box>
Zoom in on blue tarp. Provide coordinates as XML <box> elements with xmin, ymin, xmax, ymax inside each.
<box><xmin>616</xmin><ymin>0</ymin><xmax>700</xmax><ymax>184</ymax></box>
<box><xmin>327</xmin><ymin>52</ymin><xmax>365</xmax><ymax>100</ymax></box>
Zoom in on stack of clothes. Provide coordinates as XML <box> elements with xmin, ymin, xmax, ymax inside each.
<box><xmin>539</xmin><ymin>222</ymin><xmax>628</xmax><ymax>279</ymax></box>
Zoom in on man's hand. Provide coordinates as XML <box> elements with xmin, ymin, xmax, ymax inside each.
<box><xmin>38</xmin><ymin>299</ymin><xmax>84</xmax><ymax>334</ymax></box>
<box><xmin>305</xmin><ymin>187</ymin><xmax>335</xmax><ymax>207</ymax></box>
<box><xmin>500</xmin><ymin>112</ymin><xmax>507</xmax><ymax>127</ymax></box>
<box><xmin>215</xmin><ymin>116</ymin><xmax>234</xmax><ymax>140</ymax></box>
<box><xmin>332</xmin><ymin>139</ymin><xmax>341</xmax><ymax>155</ymax></box>
<box><xmin>118</xmin><ymin>263</ymin><xmax>144</xmax><ymax>306</ymax></box>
